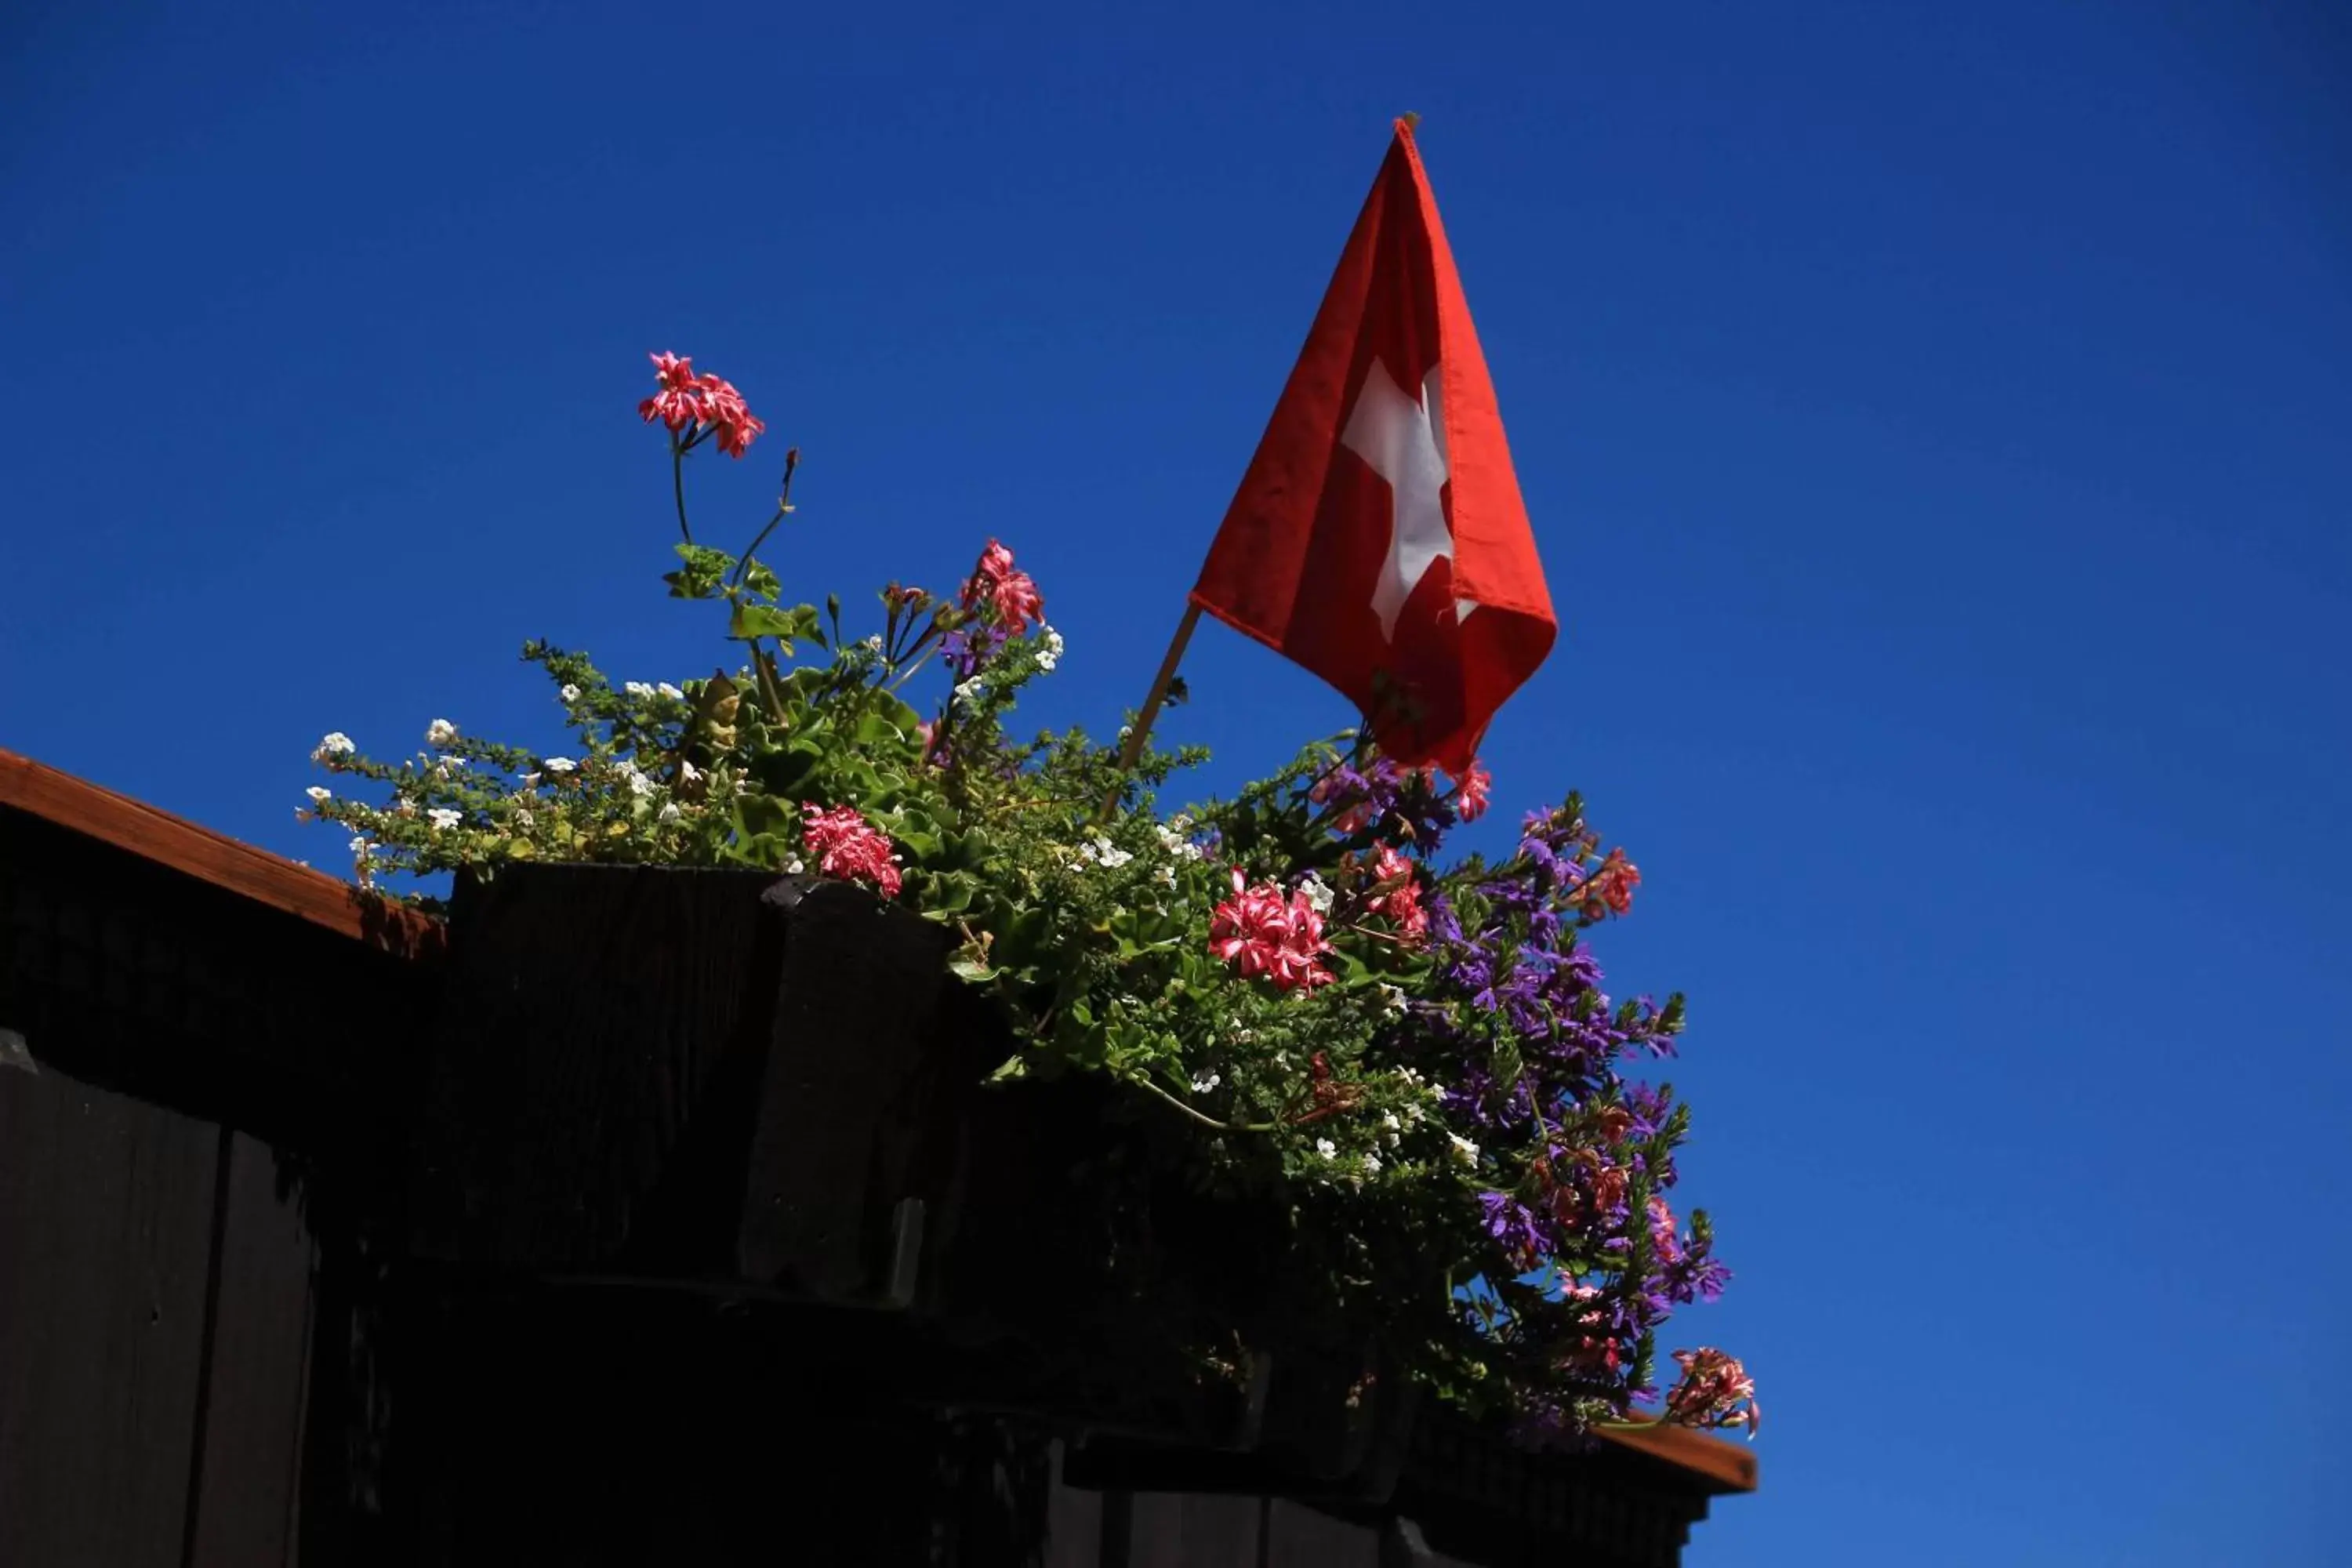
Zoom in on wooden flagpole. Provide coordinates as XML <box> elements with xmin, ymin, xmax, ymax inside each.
<box><xmin>1112</xmin><ymin>601</ymin><xmax>1202</xmax><ymax>777</ymax></box>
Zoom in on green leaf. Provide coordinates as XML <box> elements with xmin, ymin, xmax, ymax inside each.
<box><xmin>733</xmin><ymin>795</ymin><xmax>795</xmax><ymax>840</ymax></box>
<box><xmin>665</xmin><ymin>543</ymin><xmax>735</xmax><ymax>600</ymax></box>
<box><xmin>948</xmin><ymin>956</ymin><xmax>999</xmax><ymax>984</ymax></box>
<box><xmin>852</xmin><ymin>707</ymin><xmax>919</xmax><ymax>750</ymax></box>
<box><xmin>729</xmin><ymin>602</ymin><xmax>808</xmax><ymax>645</ymax></box>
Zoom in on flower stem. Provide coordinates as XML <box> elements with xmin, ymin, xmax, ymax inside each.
<box><xmin>671</xmin><ymin>436</ymin><xmax>693</xmax><ymax>546</ymax></box>
<box><xmin>1131</xmin><ymin>1073</ymin><xmax>1278</xmax><ymax>1134</ymax></box>
<box><xmin>731</xmin><ymin>447</ymin><xmax>800</xmax><ymax>592</ymax></box>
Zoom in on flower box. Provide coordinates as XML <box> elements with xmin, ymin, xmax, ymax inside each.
<box><xmin>407</xmin><ymin>861</ymin><xmax>1301</xmax><ymax>1448</ymax></box>
<box><xmin>410</xmin><ymin>862</ymin><xmax>993</xmax><ymax>1299</ymax></box>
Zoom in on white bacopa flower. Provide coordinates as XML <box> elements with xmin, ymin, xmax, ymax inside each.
<box><xmin>512</xmin><ymin>808</ymin><xmax>534</xmax><ymax>829</ymax></box>
<box><xmin>1080</xmin><ymin>833</ymin><xmax>1134</xmax><ymax>869</ymax></box>
<box><xmin>624</xmin><ymin>681</ymin><xmax>655</xmax><ymax>698</ymax></box>
<box><xmin>1378</xmin><ymin>982</ymin><xmax>1408</xmax><ymax>1014</ymax></box>
<box><xmin>953</xmin><ymin>677</ymin><xmax>982</xmax><ymax>706</ymax></box>
<box><xmin>1361</xmin><ymin>1152</ymin><xmax>1381</xmax><ymax>1176</ymax></box>
<box><xmin>1152</xmin><ymin>822</ymin><xmax>1206</xmax><ymax>862</ymax></box>
<box><xmin>657</xmin><ymin>681</ymin><xmax>685</xmax><ymax>700</ymax></box>
<box><xmin>558</xmin><ymin>684</ymin><xmax>582</xmax><ymax>703</ymax></box>
<box><xmin>1043</xmin><ymin>626</ymin><xmax>1064</xmax><ymax>659</ymax></box>
<box><xmin>862</xmin><ymin>634</ymin><xmax>884</xmax><ymax>652</ymax></box>
<box><xmin>542</xmin><ymin>757</ymin><xmax>576</xmax><ymax>774</ymax></box>
<box><xmin>1155</xmin><ymin>865</ymin><xmax>1176</xmax><ymax>887</ymax></box>
<box><xmin>425</xmin><ymin>718</ymin><xmax>459</xmax><ymax>747</ymax></box>
<box><xmin>1298</xmin><ymin>873</ymin><xmax>1334</xmax><ymax>915</ymax></box>
<box><xmin>1447</xmin><ymin>1133</ymin><xmax>1480</xmax><ymax>1167</ymax></box>
<box><xmin>519</xmin><ymin>771</ymin><xmax>542</xmax><ymax>789</ymax></box>
<box><xmin>679</xmin><ymin>759</ymin><xmax>702</xmax><ymax>783</ymax></box>
<box><xmin>1192</xmin><ymin>1071</ymin><xmax>1221</xmax><ymax>1093</ymax></box>
<box><xmin>305</xmin><ymin>786</ymin><xmax>332</xmax><ymax>804</ymax></box>
<box><xmin>426</xmin><ymin>808</ymin><xmax>463</xmax><ymax>831</ymax></box>
<box><xmin>657</xmin><ymin>801</ymin><xmax>683</xmax><ymax>824</ymax></box>
<box><xmin>347</xmin><ymin>836</ymin><xmax>371</xmax><ymax>856</ymax></box>
<box><xmin>1315</xmin><ymin>1138</ymin><xmax>1338</xmax><ymax>1160</ymax></box>
<box><xmin>313</xmin><ymin>731</ymin><xmax>355</xmax><ymax>763</ymax></box>
<box><xmin>785</xmin><ymin>858</ymin><xmax>805</xmax><ymax>875</ymax></box>
<box><xmin>1382</xmin><ymin>1111</ymin><xmax>1403</xmax><ymax>1132</ymax></box>
<box><xmin>617</xmin><ymin>762</ymin><xmax>652</xmax><ymax>797</ymax></box>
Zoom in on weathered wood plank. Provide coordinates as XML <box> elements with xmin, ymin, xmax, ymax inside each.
<box><xmin>187</xmin><ymin>1132</ymin><xmax>318</xmax><ymax>1568</ymax></box>
<box><xmin>0</xmin><ymin>1065</ymin><xmax>222</xmax><ymax>1568</ymax></box>
<box><xmin>1265</xmin><ymin>1497</ymin><xmax>1377</xmax><ymax>1566</ymax></box>
<box><xmin>1380</xmin><ymin>1516</ymin><xmax>1476</xmax><ymax>1567</ymax></box>
<box><xmin>1122</xmin><ymin>1490</ymin><xmax>1264</xmax><ymax>1568</ymax></box>
<box><xmin>414</xmin><ymin>866</ymin><xmax>995</xmax><ymax>1306</ymax></box>
<box><xmin>1044</xmin><ymin>1442</ymin><xmax>1105</xmax><ymax>1568</ymax></box>
<box><xmin>737</xmin><ymin>879</ymin><xmax>961</xmax><ymax>1296</ymax></box>
<box><xmin>411</xmin><ymin>864</ymin><xmax>782</xmax><ymax>1269</ymax></box>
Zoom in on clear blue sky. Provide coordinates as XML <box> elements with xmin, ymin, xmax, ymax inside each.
<box><xmin>5</xmin><ymin>4</ymin><xmax>2348</xmax><ymax>1562</ymax></box>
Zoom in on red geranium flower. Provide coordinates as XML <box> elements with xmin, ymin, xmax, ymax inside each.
<box><xmin>1363</xmin><ymin>842</ymin><xmax>1429</xmax><ymax>942</ymax></box>
<box><xmin>1451</xmin><ymin>760</ymin><xmax>1492</xmax><ymax>822</ymax></box>
<box><xmin>1584</xmin><ymin>848</ymin><xmax>1641</xmax><ymax>917</ymax></box>
<box><xmin>636</xmin><ymin>351</ymin><xmax>764</xmax><ymax>459</ymax></box>
<box><xmin>800</xmin><ymin>803</ymin><xmax>902</xmax><ymax>899</ymax></box>
<box><xmin>638</xmin><ymin>352</ymin><xmax>702</xmax><ymax>432</ymax></box>
<box><xmin>1663</xmin><ymin>1348</ymin><xmax>1760</xmax><ymax>1436</ymax></box>
<box><xmin>960</xmin><ymin>538</ymin><xmax>1044</xmax><ymax>634</ymax></box>
<box><xmin>1209</xmin><ymin>868</ymin><xmax>1333</xmax><ymax>991</ymax></box>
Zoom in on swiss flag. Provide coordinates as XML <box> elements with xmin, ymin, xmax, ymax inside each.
<box><xmin>1190</xmin><ymin>120</ymin><xmax>1555</xmax><ymax>773</ymax></box>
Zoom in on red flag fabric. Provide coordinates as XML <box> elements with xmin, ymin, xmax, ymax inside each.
<box><xmin>1190</xmin><ymin>120</ymin><xmax>1555</xmax><ymax>774</ymax></box>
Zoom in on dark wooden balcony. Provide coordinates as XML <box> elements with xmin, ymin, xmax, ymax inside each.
<box><xmin>0</xmin><ymin>747</ymin><xmax>1753</xmax><ymax>1566</ymax></box>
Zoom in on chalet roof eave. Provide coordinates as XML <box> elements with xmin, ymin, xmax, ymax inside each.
<box><xmin>0</xmin><ymin>746</ymin><xmax>443</xmax><ymax>958</ymax></box>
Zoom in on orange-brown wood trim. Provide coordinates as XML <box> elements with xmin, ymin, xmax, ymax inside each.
<box><xmin>1596</xmin><ymin>1419</ymin><xmax>1759</xmax><ymax>1492</ymax></box>
<box><xmin>0</xmin><ymin>748</ymin><xmax>445</xmax><ymax>959</ymax></box>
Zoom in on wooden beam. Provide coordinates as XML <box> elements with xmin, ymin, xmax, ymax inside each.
<box><xmin>1596</xmin><ymin>1420</ymin><xmax>1759</xmax><ymax>1494</ymax></box>
<box><xmin>0</xmin><ymin>749</ymin><xmax>442</xmax><ymax>959</ymax></box>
